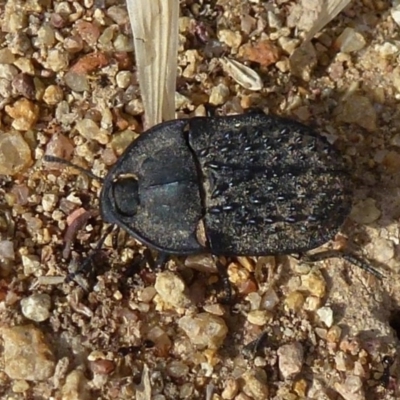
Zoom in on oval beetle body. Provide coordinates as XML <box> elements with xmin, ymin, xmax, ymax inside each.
<box><xmin>100</xmin><ymin>113</ymin><xmax>352</xmax><ymax>257</ymax></box>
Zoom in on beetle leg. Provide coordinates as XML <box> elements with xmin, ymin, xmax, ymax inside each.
<box><xmin>215</xmin><ymin>256</ymin><xmax>233</xmax><ymax>304</ymax></box>
<box><xmin>154</xmin><ymin>252</ymin><xmax>170</xmax><ymax>270</ymax></box>
<box><xmin>204</xmin><ymin>104</ymin><xmax>219</xmax><ymax>117</ymax></box>
<box><xmin>380</xmin><ymin>355</ymin><xmax>395</xmax><ymax>388</ymax></box>
<box><xmin>300</xmin><ymin>250</ymin><xmax>384</xmax><ymax>279</ymax></box>
<box><xmin>112</xmin><ymin>226</ymin><xmax>121</xmax><ymax>249</ymax></box>
<box><xmin>243</xmin><ymin>331</ymin><xmax>269</xmax><ymax>358</ymax></box>
<box><xmin>244</xmin><ymin>107</ymin><xmax>266</xmax><ymax>116</ymax></box>
<box><xmin>65</xmin><ymin>224</ymin><xmax>115</xmax><ymax>283</ymax></box>
<box><xmin>44</xmin><ymin>155</ymin><xmax>103</xmax><ymax>182</ymax></box>
<box><xmin>118</xmin><ymin>340</ymin><xmax>155</xmax><ymax>356</ymax></box>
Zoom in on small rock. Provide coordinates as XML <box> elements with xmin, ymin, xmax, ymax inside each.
<box><xmin>61</xmin><ymin>370</ymin><xmax>90</xmax><ymax>400</ymax></box>
<box><xmin>113</xmin><ymin>34</ymin><xmax>134</xmax><ymax>52</ymax></box>
<box><xmin>178</xmin><ymin>313</ymin><xmax>228</xmax><ymax>349</ymax></box>
<box><xmin>301</xmin><ymin>272</ymin><xmax>326</xmax><ymax>298</ymax></box>
<box><xmin>36</xmin><ymin>24</ymin><xmax>55</xmax><ymax>46</ymax></box>
<box><xmin>218</xmin><ymin>29</ymin><xmax>242</xmax><ymax>49</ymax></box>
<box><xmin>64</xmin><ymin>71</ymin><xmax>90</xmax><ymax>92</ymax></box>
<box><xmin>12</xmin><ymin>73</ymin><xmax>35</xmax><ymax>99</ymax></box>
<box><xmin>0</xmin><ymin>48</ymin><xmax>16</xmax><ymax>64</ymax></box>
<box><xmin>222</xmin><ymin>378</ymin><xmax>239</xmax><ymax>400</ymax></box>
<box><xmin>107</xmin><ymin>5</ymin><xmax>130</xmax><ymax>25</ymax></box>
<box><xmin>154</xmin><ymin>271</ymin><xmax>191</xmax><ymax>309</ymax></box>
<box><xmin>0</xmin><ymin>130</ymin><xmax>32</xmax><ymax>175</ymax></box>
<box><xmin>5</xmin><ymin>99</ymin><xmax>39</xmax><ymax>130</ymax></box>
<box><xmin>284</xmin><ymin>290</ymin><xmax>305</xmax><ymax>312</ymax></box>
<box><xmin>369</xmin><ymin>237</ymin><xmax>394</xmax><ymax>263</ymax></box>
<box><xmin>175</xmin><ymin>91</ymin><xmax>191</xmax><ymax>109</ymax></box>
<box><xmin>350</xmin><ymin>198</ymin><xmax>381</xmax><ymax>224</ymax></box>
<box><xmin>335</xmin><ymin>352</ymin><xmax>354</xmax><ymax>371</ymax></box>
<box><xmin>246</xmin><ymin>292</ymin><xmax>261</xmax><ymax>310</ymax></box>
<box><xmin>334</xmin><ymin>375</ymin><xmax>365</xmax><ymax>400</ymax></box>
<box><xmin>14</xmin><ymin>58</ymin><xmax>35</xmax><ymax>74</ymax></box>
<box><xmin>267</xmin><ymin>11</ymin><xmax>282</xmax><ymax>29</ymax></box>
<box><xmin>326</xmin><ymin>325</ymin><xmax>342</xmax><ymax>343</ymax></box>
<box><xmin>261</xmin><ymin>287</ymin><xmax>279</xmax><ymax>311</ymax></box>
<box><xmin>382</xmin><ymin>150</ymin><xmax>400</xmax><ymax>173</ymax></box>
<box><xmin>293</xmin><ymin>378</ymin><xmax>308</xmax><ymax>397</ymax></box>
<box><xmin>147</xmin><ymin>326</ymin><xmax>172</xmax><ymax>355</ymax></box>
<box><xmin>115</xmin><ymin>70</ymin><xmax>132</xmax><ymax>89</ymax></box>
<box><xmin>278</xmin><ymin>37</ymin><xmax>301</xmax><ymax>55</ymax></box>
<box><xmin>45</xmin><ymin>49</ymin><xmax>69</xmax><ymax>72</ymax></box>
<box><xmin>43</xmin><ymin>85</ymin><xmax>64</xmax><ymax>105</ymax></box>
<box><xmin>21</xmin><ymin>254</ymin><xmax>41</xmax><ymax>276</ymax></box>
<box><xmin>303</xmin><ymin>295</ymin><xmax>321</xmax><ymax>311</ymax></box>
<box><xmin>75</xmin><ymin>20</ymin><xmax>100</xmax><ymax>46</ymax></box>
<box><xmin>12</xmin><ymin>379</ymin><xmax>30</xmax><ymax>393</ymax></box>
<box><xmin>0</xmin><ymin>240</ymin><xmax>14</xmax><ymax>260</ymax></box>
<box><xmin>240</xmin><ymin>39</ymin><xmax>280</xmax><ymax>67</ymax></box>
<box><xmin>202</xmin><ymin>303</ymin><xmax>225</xmax><ymax>316</ymax></box>
<box><xmin>2</xmin><ymin>325</ymin><xmax>55</xmax><ymax>380</ymax></box>
<box><xmin>0</xmin><ymin>63</ymin><xmax>18</xmax><ymax>80</ymax></box>
<box><xmin>227</xmin><ymin>262</ymin><xmax>250</xmax><ymax>284</ymax></box>
<box><xmin>376</xmin><ymin>42</ymin><xmax>399</xmax><ymax>58</ymax></box>
<box><xmin>42</xmin><ymin>193</ymin><xmax>58</xmax><ymax>213</ymax></box>
<box><xmin>209</xmin><ymin>83</ymin><xmax>230</xmax><ymax>106</ymax></box>
<box><xmin>45</xmin><ymin>133</ymin><xmax>74</xmax><ymax>161</ymax></box>
<box><xmin>20</xmin><ymin>294</ymin><xmax>51</xmax><ymax>322</ymax></box>
<box><xmin>180</xmin><ymin>383</ymin><xmax>195</xmax><ymax>398</ymax></box>
<box><xmin>138</xmin><ymin>286</ymin><xmax>157</xmax><ymax>303</ymax></box>
<box><xmin>315</xmin><ymin>327</ymin><xmax>327</xmax><ymax>340</ymax></box>
<box><xmin>339</xmin><ymin>337</ymin><xmax>361</xmax><ymax>355</ymax></box>
<box><xmin>110</xmin><ymin>130</ymin><xmax>138</xmax><ymax>155</ymax></box>
<box><xmin>277</xmin><ymin>342</ymin><xmax>304</xmax><ymax>379</ymax></box>
<box><xmin>89</xmin><ymin>359</ymin><xmax>115</xmax><ymax>375</ymax></box>
<box><xmin>247</xmin><ymin>310</ymin><xmax>272</xmax><ymax>326</ymax></box>
<box><xmin>75</xmin><ymin>119</ymin><xmax>109</xmax><ymax>145</ymax></box>
<box><xmin>242</xmin><ymin>369</ymin><xmax>269</xmax><ymax>398</ymax></box>
<box><xmin>334</xmin><ymin>94</ymin><xmax>377</xmax><ymax>132</ymax></box>
<box><xmin>335</xmin><ymin>28</ymin><xmax>366</xmax><ymax>53</ymax></box>
<box><xmin>316</xmin><ymin>306</ymin><xmax>334</xmax><ymax>328</ymax></box>
<box><xmin>167</xmin><ymin>361</ymin><xmax>189</xmax><ymax>379</ymax></box>
<box><xmin>289</xmin><ymin>41</ymin><xmax>317</xmax><ymax>81</ymax></box>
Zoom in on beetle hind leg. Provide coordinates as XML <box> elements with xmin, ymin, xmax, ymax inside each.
<box><xmin>65</xmin><ymin>224</ymin><xmax>115</xmax><ymax>284</ymax></box>
<box><xmin>215</xmin><ymin>256</ymin><xmax>233</xmax><ymax>304</ymax></box>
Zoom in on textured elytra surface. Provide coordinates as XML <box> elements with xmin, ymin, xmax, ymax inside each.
<box><xmin>188</xmin><ymin>114</ymin><xmax>353</xmax><ymax>255</ymax></box>
<box><xmin>102</xmin><ymin>113</ymin><xmax>353</xmax><ymax>256</ymax></box>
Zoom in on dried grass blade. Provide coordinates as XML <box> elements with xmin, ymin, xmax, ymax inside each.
<box><xmin>126</xmin><ymin>0</ymin><xmax>179</xmax><ymax>128</ymax></box>
<box><xmin>304</xmin><ymin>0</ymin><xmax>351</xmax><ymax>41</ymax></box>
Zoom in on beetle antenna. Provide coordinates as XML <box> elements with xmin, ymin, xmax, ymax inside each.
<box><xmin>301</xmin><ymin>250</ymin><xmax>384</xmax><ymax>279</ymax></box>
<box><xmin>44</xmin><ymin>155</ymin><xmax>103</xmax><ymax>182</ymax></box>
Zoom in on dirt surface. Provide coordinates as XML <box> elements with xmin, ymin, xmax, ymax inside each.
<box><xmin>0</xmin><ymin>0</ymin><xmax>399</xmax><ymax>399</ymax></box>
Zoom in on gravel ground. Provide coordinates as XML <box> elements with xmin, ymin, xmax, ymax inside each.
<box><xmin>0</xmin><ymin>0</ymin><xmax>400</xmax><ymax>399</ymax></box>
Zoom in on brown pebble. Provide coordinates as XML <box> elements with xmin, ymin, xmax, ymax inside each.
<box><xmin>70</xmin><ymin>52</ymin><xmax>109</xmax><ymax>74</ymax></box>
<box><xmin>90</xmin><ymin>359</ymin><xmax>115</xmax><ymax>375</ymax></box>
<box><xmin>240</xmin><ymin>39</ymin><xmax>280</xmax><ymax>67</ymax></box>
<box><xmin>12</xmin><ymin>73</ymin><xmax>35</xmax><ymax>99</ymax></box>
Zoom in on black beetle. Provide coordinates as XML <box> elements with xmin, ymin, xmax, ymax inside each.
<box><xmin>46</xmin><ymin>112</ymin><xmax>382</xmax><ymax>278</ymax></box>
<box><xmin>101</xmin><ymin>113</ymin><xmax>350</xmax><ymax>255</ymax></box>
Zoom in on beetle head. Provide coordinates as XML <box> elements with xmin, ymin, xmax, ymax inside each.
<box><xmin>110</xmin><ymin>174</ymin><xmax>140</xmax><ymax>217</ymax></box>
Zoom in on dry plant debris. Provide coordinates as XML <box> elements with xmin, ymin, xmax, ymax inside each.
<box><xmin>0</xmin><ymin>0</ymin><xmax>399</xmax><ymax>399</ymax></box>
